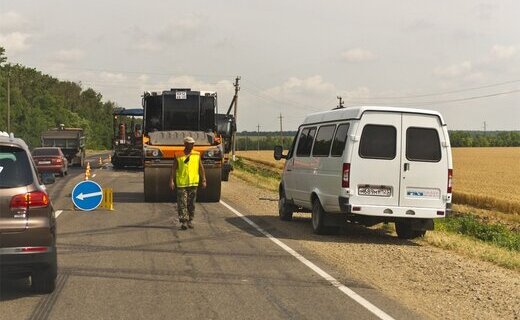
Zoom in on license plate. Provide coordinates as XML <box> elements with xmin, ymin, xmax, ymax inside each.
<box><xmin>39</xmin><ymin>161</ymin><xmax>51</xmax><ymax>165</ymax></box>
<box><xmin>358</xmin><ymin>185</ymin><xmax>392</xmax><ymax>197</ymax></box>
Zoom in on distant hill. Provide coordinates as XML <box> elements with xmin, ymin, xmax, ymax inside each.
<box><xmin>0</xmin><ymin>46</ymin><xmax>115</xmax><ymax>149</ymax></box>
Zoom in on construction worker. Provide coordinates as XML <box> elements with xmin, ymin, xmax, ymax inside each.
<box><xmin>169</xmin><ymin>136</ymin><xmax>207</xmax><ymax>230</ymax></box>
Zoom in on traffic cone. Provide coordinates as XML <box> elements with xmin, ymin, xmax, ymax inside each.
<box><xmin>86</xmin><ymin>162</ymin><xmax>91</xmax><ymax>171</ymax></box>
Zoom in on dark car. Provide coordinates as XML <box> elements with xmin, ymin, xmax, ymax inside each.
<box><xmin>0</xmin><ymin>132</ymin><xmax>57</xmax><ymax>294</ymax></box>
<box><xmin>32</xmin><ymin>147</ymin><xmax>68</xmax><ymax>177</ymax></box>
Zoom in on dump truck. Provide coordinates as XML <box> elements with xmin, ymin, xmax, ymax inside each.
<box><xmin>40</xmin><ymin>125</ymin><xmax>85</xmax><ymax>167</ymax></box>
<box><xmin>111</xmin><ymin>108</ymin><xmax>144</xmax><ymax>168</ymax></box>
<box><xmin>142</xmin><ymin>88</ymin><xmax>234</xmax><ymax>202</ymax></box>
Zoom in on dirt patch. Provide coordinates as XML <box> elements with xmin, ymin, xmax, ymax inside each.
<box><xmin>222</xmin><ymin>176</ymin><xmax>520</xmax><ymax>320</ymax></box>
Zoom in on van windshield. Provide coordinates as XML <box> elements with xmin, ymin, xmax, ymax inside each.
<box><xmin>0</xmin><ymin>146</ymin><xmax>33</xmax><ymax>188</ymax></box>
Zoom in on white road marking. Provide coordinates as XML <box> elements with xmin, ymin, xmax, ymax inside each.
<box><xmin>92</xmin><ymin>174</ymin><xmax>97</xmax><ymax>178</ymax></box>
<box><xmin>220</xmin><ymin>200</ymin><xmax>395</xmax><ymax>320</ymax></box>
<box><xmin>55</xmin><ymin>210</ymin><xmax>63</xmax><ymax>218</ymax></box>
<box><xmin>76</xmin><ymin>191</ymin><xmax>103</xmax><ymax>200</ymax></box>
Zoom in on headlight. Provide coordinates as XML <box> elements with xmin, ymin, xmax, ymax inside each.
<box><xmin>203</xmin><ymin>146</ymin><xmax>222</xmax><ymax>159</ymax></box>
<box><xmin>144</xmin><ymin>147</ymin><xmax>162</xmax><ymax>158</ymax></box>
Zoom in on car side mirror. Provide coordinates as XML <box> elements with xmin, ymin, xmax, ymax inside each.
<box><xmin>273</xmin><ymin>145</ymin><xmax>286</xmax><ymax>160</ymax></box>
<box><xmin>41</xmin><ymin>173</ymin><xmax>56</xmax><ymax>185</ymax></box>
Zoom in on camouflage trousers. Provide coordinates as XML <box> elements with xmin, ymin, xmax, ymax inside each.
<box><xmin>176</xmin><ymin>187</ymin><xmax>197</xmax><ymax>223</ymax></box>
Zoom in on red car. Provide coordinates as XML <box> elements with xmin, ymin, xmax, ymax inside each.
<box><xmin>32</xmin><ymin>147</ymin><xmax>68</xmax><ymax>176</ymax></box>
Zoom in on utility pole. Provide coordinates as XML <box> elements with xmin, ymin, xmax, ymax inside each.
<box><xmin>231</xmin><ymin>76</ymin><xmax>241</xmax><ymax>161</ymax></box>
<box><xmin>337</xmin><ymin>96</ymin><xmax>344</xmax><ymax>109</ymax></box>
<box><xmin>257</xmin><ymin>124</ymin><xmax>260</xmax><ymax>152</ymax></box>
<box><xmin>483</xmin><ymin>121</ymin><xmax>487</xmax><ymax>133</ymax></box>
<box><xmin>7</xmin><ymin>66</ymin><xmax>11</xmax><ymax>133</ymax></box>
<box><xmin>278</xmin><ymin>113</ymin><xmax>284</xmax><ymax>149</ymax></box>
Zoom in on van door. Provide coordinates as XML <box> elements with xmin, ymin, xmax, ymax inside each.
<box><xmin>292</xmin><ymin>126</ymin><xmax>317</xmax><ymax>207</ymax></box>
<box><xmin>400</xmin><ymin>114</ymin><xmax>448</xmax><ymax>209</ymax></box>
<box><xmin>350</xmin><ymin>112</ymin><xmax>401</xmax><ymax>206</ymax></box>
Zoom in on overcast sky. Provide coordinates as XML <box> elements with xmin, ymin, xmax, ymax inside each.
<box><xmin>1</xmin><ymin>0</ymin><xmax>519</xmax><ymax>131</ymax></box>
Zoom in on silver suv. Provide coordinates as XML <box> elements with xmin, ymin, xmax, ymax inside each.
<box><xmin>0</xmin><ymin>132</ymin><xmax>57</xmax><ymax>293</ymax></box>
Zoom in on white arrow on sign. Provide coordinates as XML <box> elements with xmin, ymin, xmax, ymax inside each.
<box><xmin>76</xmin><ymin>191</ymin><xmax>103</xmax><ymax>201</ymax></box>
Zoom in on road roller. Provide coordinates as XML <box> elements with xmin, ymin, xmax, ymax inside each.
<box><xmin>142</xmin><ymin>88</ymin><xmax>226</xmax><ymax>202</ymax></box>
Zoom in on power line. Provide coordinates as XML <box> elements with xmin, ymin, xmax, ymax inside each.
<box><xmin>388</xmin><ymin>88</ymin><xmax>520</xmax><ymax>107</ymax></box>
<box><xmin>362</xmin><ymin>78</ymin><xmax>520</xmax><ymax>100</ymax></box>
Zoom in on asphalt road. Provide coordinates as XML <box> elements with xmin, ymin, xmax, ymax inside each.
<box><xmin>0</xmin><ymin>155</ymin><xmax>420</xmax><ymax>320</ymax></box>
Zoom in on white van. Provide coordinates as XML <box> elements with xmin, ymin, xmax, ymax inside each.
<box><xmin>274</xmin><ymin>106</ymin><xmax>453</xmax><ymax>239</ymax></box>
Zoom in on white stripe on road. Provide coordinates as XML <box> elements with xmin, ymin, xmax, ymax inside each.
<box><xmin>55</xmin><ymin>210</ymin><xmax>63</xmax><ymax>218</ymax></box>
<box><xmin>220</xmin><ymin>200</ymin><xmax>395</xmax><ymax>320</ymax></box>
<box><xmin>92</xmin><ymin>174</ymin><xmax>97</xmax><ymax>178</ymax></box>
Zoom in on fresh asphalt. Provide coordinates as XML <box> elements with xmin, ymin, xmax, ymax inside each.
<box><xmin>0</xmin><ymin>154</ymin><xmax>421</xmax><ymax>319</ymax></box>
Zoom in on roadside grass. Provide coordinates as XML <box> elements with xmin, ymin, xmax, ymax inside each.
<box><xmin>232</xmin><ymin>159</ymin><xmax>520</xmax><ymax>271</ymax></box>
<box><xmin>423</xmin><ymin>231</ymin><xmax>520</xmax><ymax>271</ymax></box>
<box><xmin>435</xmin><ymin>213</ymin><xmax>520</xmax><ymax>251</ymax></box>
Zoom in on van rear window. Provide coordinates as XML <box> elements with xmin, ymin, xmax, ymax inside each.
<box><xmin>331</xmin><ymin>123</ymin><xmax>350</xmax><ymax>157</ymax></box>
<box><xmin>296</xmin><ymin>127</ymin><xmax>316</xmax><ymax>157</ymax></box>
<box><xmin>312</xmin><ymin>125</ymin><xmax>335</xmax><ymax>157</ymax></box>
<box><xmin>359</xmin><ymin>125</ymin><xmax>396</xmax><ymax>160</ymax></box>
<box><xmin>406</xmin><ymin>127</ymin><xmax>441</xmax><ymax>162</ymax></box>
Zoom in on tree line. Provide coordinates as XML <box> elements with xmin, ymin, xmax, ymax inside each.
<box><xmin>237</xmin><ymin>130</ymin><xmax>520</xmax><ymax>151</ymax></box>
<box><xmin>0</xmin><ymin>46</ymin><xmax>115</xmax><ymax>149</ymax></box>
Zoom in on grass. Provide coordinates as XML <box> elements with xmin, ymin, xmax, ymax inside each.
<box><xmin>436</xmin><ymin>213</ymin><xmax>520</xmax><ymax>251</ymax></box>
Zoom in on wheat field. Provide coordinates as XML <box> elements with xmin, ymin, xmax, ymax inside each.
<box><xmin>237</xmin><ymin>147</ymin><xmax>520</xmax><ymax>214</ymax></box>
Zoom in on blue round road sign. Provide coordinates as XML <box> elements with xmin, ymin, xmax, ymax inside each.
<box><xmin>72</xmin><ymin>180</ymin><xmax>103</xmax><ymax>211</ymax></box>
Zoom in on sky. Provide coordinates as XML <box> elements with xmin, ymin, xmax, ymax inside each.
<box><xmin>1</xmin><ymin>0</ymin><xmax>519</xmax><ymax>131</ymax></box>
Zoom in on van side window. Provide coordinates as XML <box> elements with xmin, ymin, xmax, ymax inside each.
<box><xmin>406</xmin><ymin>127</ymin><xmax>441</xmax><ymax>162</ymax></box>
<box><xmin>359</xmin><ymin>125</ymin><xmax>396</xmax><ymax>160</ymax></box>
<box><xmin>331</xmin><ymin>123</ymin><xmax>350</xmax><ymax>157</ymax></box>
<box><xmin>296</xmin><ymin>127</ymin><xmax>316</xmax><ymax>157</ymax></box>
<box><xmin>312</xmin><ymin>125</ymin><xmax>335</xmax><ymax>157</ymax></box>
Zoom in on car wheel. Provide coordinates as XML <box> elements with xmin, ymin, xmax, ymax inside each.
<box><xmin>278</xmin><ymin>187</ymin><xmax>293</xmax><ymax>221</ymax></box>
<box><xmin>32</xmin><ymin>265</ymin><xmax>56</xmax><ymax>294</ymax></box>
<box><xmin>312</xmin><ymin>198</ymin><xmax>335</xmax><ymax>235</ymax></box>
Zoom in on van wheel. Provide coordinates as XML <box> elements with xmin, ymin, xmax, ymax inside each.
<box><xmin>32</xmin><ymin>265</ymin><xmax>56</xmax><ymax>294</ymax></box>
<box><xmin>312</xmin><ymin>198</ymin><xmax>335</xmax><ymax>235</ymax></box>
<box><xmin>279</xmin><ymin>188</ymin><xmax>293</xmax><ymax>221</ymax></box>
<box><xmin>395</xmin><ymin>221</ymin><xmax>426</xmax><ymax>239</ymax></box>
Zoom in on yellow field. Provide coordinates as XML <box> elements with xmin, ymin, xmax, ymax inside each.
<box><xmin>237</xmin><ymin>148</ymin><xmax>520</xmax><ymax>214</ymax></box>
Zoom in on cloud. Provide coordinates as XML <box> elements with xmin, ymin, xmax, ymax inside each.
<box><xmin>53</xmin><ymin>49</ymin><xmax>85</xmax><ymax>63</ymax></box>
<box><xmin>491</xmin><ymin>45</ymin><xmax>518</xmax><ymax>59</ymax></box>
<box><xmin>0</xmin><ymin>11</ymin><xmax>29</xmax><ymax>33</ymax></box>
<box><xmin>433</xmin><ymin>61</ymin><xmax>473</xmax><ymax>78</ymax></box>
<box><xmin>341</xmin><ymin>48</ymin><xmax>376</xmax><ymax>62</ymax></box>
<box><xmin>403</xmin><ymin>19</ymin><xmax>435</xmax><ymax>32</ymax></box>
<box><xmin>265</xmin><ymin>75</ymin><xmax>336</xmax><ymax>98</ymax></box>
<box><xmin>99</xmin><ymin>72</ymin><xmax>127</xmax><ymax>82</ymax></box>
<box><xmin>0</xmin><ymin>32</ymin><xmax>31</xmax><ymax>53</ymax></box>
<box><xmin>130</xmin><ymin>14</ymin><xmax>206</xmax><ymax>52</ymax></box>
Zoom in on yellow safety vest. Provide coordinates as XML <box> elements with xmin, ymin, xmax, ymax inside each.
<box><xmin>175</xmin><ymin>151</ymin><xmax>201</xmax><ymax>188</ymax></box>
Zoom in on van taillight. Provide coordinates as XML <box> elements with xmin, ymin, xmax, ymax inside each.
<box><xmin>10</xmin><ymin>191</ymin><xmax>50</xmax><ymax>209</ymax></box>
<box><xmin>447</xmin><ymin>169</ymin><xmax>453</xmax><ymax>193</ymax></box>
<box><xmin>53</xmin><ymin>158</ymin><xmax>62</xmax><ymax>164</ymax></box>
<box><xmin>342</xmin><ymin>163</ymin><xmax>351</xmax><ymax>188</ymax></box>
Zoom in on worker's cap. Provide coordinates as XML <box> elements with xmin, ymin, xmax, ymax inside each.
<box><xmin>184</xmin><ymin>136</ymin><xmax>196</xmax><ymax>144</ymax></box>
